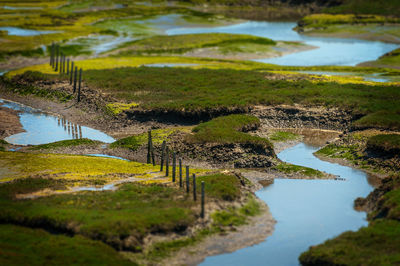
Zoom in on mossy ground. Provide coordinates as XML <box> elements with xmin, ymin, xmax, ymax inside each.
<box><xmin>0</xmin><ymin>171</ymin><xmax>254</xmax><ymax>264</ymax></box>
<box><xmin>0</xmin><ymin>224</ymin><xmax>135</xmax><ymax>266</ymax></box>
<box><xmin>188</xmin><ymin>115</ymin><xmax>272</xmax><ymax>150</ymax></box>
<box><xmin>273</xmin><ymin>162</ymin><xmax>324</xmax><ymax>178</ymax></box>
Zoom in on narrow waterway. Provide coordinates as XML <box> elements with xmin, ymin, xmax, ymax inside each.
<box><xmin>1</xmin><ymin>98</ymin><xmax>377</xmax><ymax>265</ymax></box>
<box><xmin>167</xmin><ymin>21</ymin><xmax>399</xmax><ymax>66</ymax></box>
<box><xmin>201</xmin><ymin>143</ymin><xmax>375</xmax><ymax>266</ymax></box>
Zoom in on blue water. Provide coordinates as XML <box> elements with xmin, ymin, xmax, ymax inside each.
<box><xmin>86</xmin><ymin>154</ymin><xmax>129</xmax><ymax>161</ymax></box>
<box><xmin>167</xmin><ymin>21</ymin><xmax>399</xmax><ymax>66</ymax></box>
<box><xmin>1</xmin><ymin>99</ymin><xmax>115</xmax><ymax>145</ymax></box>
<box><xmin>0</xmin><ymin>26</ymin><xmax>59</xmax><ymax>36</ymax></box>
<box><xmin>201</xmin><ymin>143</ymin><xmax>374</xmax><ymax>266</ymax></box>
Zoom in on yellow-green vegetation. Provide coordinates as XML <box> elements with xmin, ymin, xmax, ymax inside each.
<box><xmin>0</xmin><ymin>224</ymin><xmax>135</xmax><ymax>266</ymax></box>
<box><xmin>0</xmin><ymin>151</ymin><xmax>158</xmax><ymax>182</ymax></box>
<box><xmin>30</xmin><ymin>138</ymin><xmax>101</xmax><ymax>150</ymax></box>
<box><xmin>273</xmin><ymin>162</ymin><xmax>324</xmax><ymax>178</ymax></box>
<box><xmin>188</xmin><ymin>114</ymin><xmax>273</xmax><ymax>150</ymax></box>
<box><xmin>115</xmin><ymin>33</ymin><xmax>277</xmax><ymax>55</ymax></box>
<box><xmin>269</xmin><ymin>131</ymin><xmax>300</xmax><ymax>142</ymax></box>
<box><xmin>106</xmin><ymin>102</ymin><xmax>139</xmax><ymax>115</ymax></box>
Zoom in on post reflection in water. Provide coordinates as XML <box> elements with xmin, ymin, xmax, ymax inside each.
<box><xmin>2</xmin><ymin>98</ymin><xmax>115</xmax><ymax>145</ymax></box>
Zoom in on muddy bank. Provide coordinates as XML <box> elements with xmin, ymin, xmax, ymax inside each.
<box><xmin>251</xmin><ymin>105</ymin><xmax>355</xmax><ymax>131</ymax></box>
<box><xmin>161</xmin><ymin>198</ymin><xmax>275</xmax><ymax>266</ymax></box>
<box><xmin>0</xmin><ymin>105</ymin><xmax>24</xmax><ymax>138</ymax></box>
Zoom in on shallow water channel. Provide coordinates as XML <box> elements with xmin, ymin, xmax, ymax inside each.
<box><xmin>201</xmin><ymin>142</ymin><xmax>375</xmax><ymax>266</ymax></box>
<box><xmin>167</xmin><ymin>21</ymin><xmax>399</xmax><ymax>66</ymax></box>
<box><xmin>1</xmin><ymin>99</ymin><xmax>115</xmax><ymax>145</ymax></box>
<box><xmin>2</xmin><ymin>98</ymin><xmax>376</xmax><ymax>265</ymax></box>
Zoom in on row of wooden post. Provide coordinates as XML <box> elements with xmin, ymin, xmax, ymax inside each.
<box><xmin>49</xmin><ymin>42</ymin><xmax>83</xmax><ymax>102</ymax></box>
<box><xmin>147</xmin><ymin>130</ymin><xmax>205</xmax><ymax>218</ymax></box>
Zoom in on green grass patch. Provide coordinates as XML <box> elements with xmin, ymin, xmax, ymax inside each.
<box><xmin>116</xmin><ymin>33</ymin><xmax>276</xmax><ymax>55</ymax></box>
<box><xmin>0</xmin><ymin>224</ymin><xmax>135</xmax><ymax>266</ymax></box>
<box><xmin>188</xmin><ymin>114</ymin><xmax>273</xmax><ymax>150</ymax></box>
<box><xmin>269</xmin><ymin>131</ymin><xmax>299</xmax><ymax>142</ymax></box>
<box><xmin>0</xmin><ymin>179</ymin><xmax>196</xmax><ymax>251</ymax></box>
<box><xmin>274</xmin><ymin>162</ymin><xmax>324</xmax><ymax>178</ymax></box>
<box><xmin>110</xmin><ymin>128</ymin><xmax>182</xmax><ymax>150</ymax></box>
<box><xmin>211</xmin><ymin>195</ymin><xmax>261</xmax><ymax>227</ymax></box>
<box><xmin>353</xmin><ymin>111</ymin><xmax>400</xmax><ymax>131</ymax></box>
<box><xmin>300</xmin><ymin>219</ymin><xmax>400</xmax><ymax>265</ymax></box>
<box><xmin>30</xmin><ymin>138</ymin><xmax>101</xmax><ymax>150</ymax></box>
<box><xmin>316</xmin><ymin>143</ymin><xmax>361</xmax><ymax>161</ymax></box>
<box><xmin>197</xmin><ymin>173</ymin><xmax>241</xmax><ymax>201</ymax></box>
<box><xmin>366</xmin><ymin>134</ymin><xmax>400</xmax><ymax>155</ymax></box>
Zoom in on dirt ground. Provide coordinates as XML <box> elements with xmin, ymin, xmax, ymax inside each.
<box><xmin>0</xmin><ymin>105</ymin><xmax>24</xmax><ymax>138</ymax></box>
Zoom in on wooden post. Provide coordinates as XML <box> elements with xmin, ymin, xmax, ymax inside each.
<box><xmin>70</xmin><ymin>62</ymin><xmax>74</xmax><ymax>85</ymax></box>
<box><xmin>77</xmin><ymin>68</ymin><xmax>82</xmax><ymax>102</ymax></box>
<box><xmin>66</xmin><ymin>59</ymin><xmax>69</xmax><ymax>75</ymax></box>
<box><xmin>147</xmin><ymin>130</ymin><xmax>151</xmax><ymax>164</ymax></box>
<box><xmin>186</xmin><ymin>166</ymin><xmax>189</xmax><ymax>193</ymax></box>
<box><xmin>55</xmin><ymin>45</ymin><xmax>59</xmax><ymax>71</ymax></box>
<box><xmin>59</xmin><ymin>53</ymin><xmax>63</xmax><ymax>74</ymax></box>
<box><xmin>73</xmin><ymin>66</ymin><xmax>77</xmax><ymax>93</ymax></box>
<box><xmin>172</xmin><ymin>152</ymin><xmax>176</xmax><ymax>182</ymax></box>
<box><xmin>179</xmin><ymin>158</ymin><xmax>182</xmax><ymax>187</ymax></box>
<box><xmin>62</xmin><ymin>55</ymin><xmax>66</xmax><ymax>74</ymax></box>
<box><xmin>160</xmin><ymin>140</ymin><xmax>166</xmax><ymax>171</ymax></box>
<box><xmin>165</xmin><ymin>147</ymin><xmax>169</xmax><ymax>177</ymax></box>
<box><xmin>193</xmin><ymin>174</ymin><xmax>197</xmax><ymax>201</ymax></box>
<box><xmin>201</xmin><ymin>181</ymin><xmax>205</xmax><ymax>218</ymax></box>
<box><xmin>151</xmin><ymin>141</ymin><xmax>155</xmax><ymax>166</ymax></box>
<box><xmin>50</xmin><ymin>42</ymin><xmax>53</xmax><ymax>66</ymax></box>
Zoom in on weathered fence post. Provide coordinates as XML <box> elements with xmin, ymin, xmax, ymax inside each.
<box><xmin>186</xmin><ymin>166</ymin><xmax>189</xmax><ymax>193</ymax></box>
<box><xmin>147</xmin><ymin>130</ymin><xmax>152</xmax><ymax>164</ymax></box>
<box><xmin>73</xmin><ymin>66</ymin><xmax>77</xmax><ymax>93</ymax></box>
<box><xmin>50</xmin><ymin>42</ymin><xmax>53</xmax><ymax>66</ymax></box>
<box><xmin>55</xmin><ymin>45</ymin><xmax>59</xmax><ymax>71</ymax></box>
<box><xmin>160</xmin><ymin>140</ymin><xmax>166</xmax><ymax>171</ymax></box>
<box><xmin>59</xmin><ymin>53</ymin><xmax>63</xmax><ymax>74</ymax></box>
<box><xmin>179</xmin><ymin>158</ymin><xmax>182</xmax><ymax>187</ymax></box>
<box><xmin>70</xmin><ymin>62</ymin><xmax>74</xmax><ymax>85</ymax></box>
<box><xmin>201</xmin><ymin>181</ymin><xmax>205</xmax><ymax>218</ymax></box>
<box><xmin>172</xmin><ymin>152</ymin><xmax>176</xmax><ymax>182</ymax></box>
<box><xmin>193</xmin><ymin>174</ymin><xmax>197</xmax><ymax>201</ymax></box>
<box><xmin>165</xmin><ymin>147</ymin><xmax>169</xmax><ymax>177</ymax></box>
<box><xmin>62</xmin><ymin>55</ymin><xmax>66</xmax><ymax>74</ymax></box>
<box><xmin>77</xmin><ymin>68</ymin><xmax>82</xmax><ymax>102</ymax></box>
<box><xmin>66</xmin><ymin>58</ymin><xmax>69</xmax><ymax>75</ymax></box>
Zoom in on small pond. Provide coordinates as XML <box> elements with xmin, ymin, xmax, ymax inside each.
<box><xmin>1</xmin><ymin>99</ymin><xmax>115</xmax><ymax>145</ymax></box>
